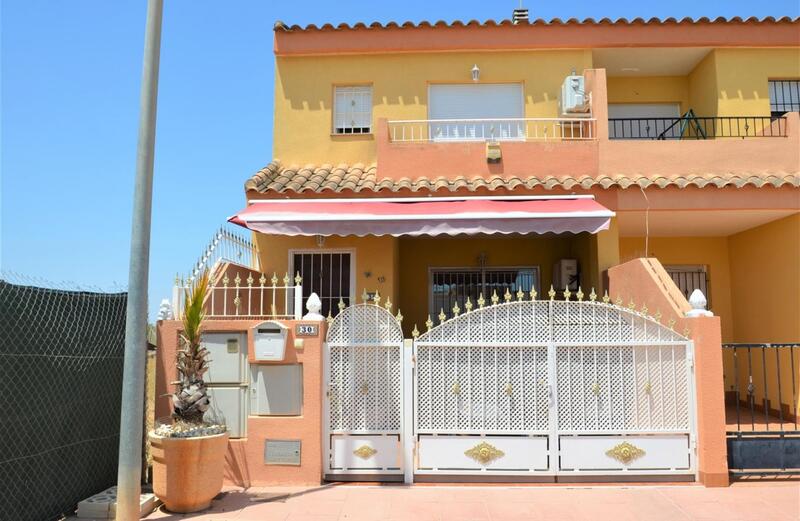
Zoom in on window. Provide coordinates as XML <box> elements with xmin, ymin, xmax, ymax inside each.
<box><xmin>429</xmin><ymin>267</ymin><xmax>539</xmax><ymax>319</ymax></box>
<box><xmin>664</xmin><ymin>265</ymin><xmax>710</xmax><ymax>307</ymax></box>
<box><xmin>769</xmin><ymin>80</ymin><xmax>800</xmax><ymax>117</ymax></box>
<box><xmin>428</xmin><ymin>83</ymin><xmax>524</xmax><ymax>141</ymax></box>
<box><xmin>291</xmin><ymin>252</ymin><xmax>353</xmax><ymax>317</ymax></box>
<box><xmin>333</xmin><ymin>86</ymin><xmax>372</xmax><ymax>134</ymax></box>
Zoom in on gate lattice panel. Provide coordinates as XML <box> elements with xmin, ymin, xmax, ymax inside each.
<box><xmin>414</xmin><ymin>298</ymin><xmax>695</xmax><ymax>477</ymax></box>
<box><xmin>324</xmin><ymin>303</ymin><xmax>405</xmax><ymax>478</ymax></box>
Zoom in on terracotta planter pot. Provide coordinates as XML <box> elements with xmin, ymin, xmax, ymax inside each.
<box><xmin>149</xmin><ymin>431</ymin><xmax>229</xmax><ymax>513</ymax></box>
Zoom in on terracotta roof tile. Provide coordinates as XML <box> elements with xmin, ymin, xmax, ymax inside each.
<box><xmin>244</xmin><ymin>160</ymin><xmax>800</xmax><ymax>195</ymax></box>
<box><xmin>273</xmin><ymin>16</ymin><xmax>798</xmax><ymax>32</ymax></box>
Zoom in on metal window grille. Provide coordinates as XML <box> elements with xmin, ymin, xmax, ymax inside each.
<box><xmin>664</xmin><ymin>265</ymin><xmax>709</xmax><ymax>307</ymax></box>
<box><xmin>292</xmin><ymin>252</ymin><xmax>352</xmax><ymax>318</ymax></box>
<box><xmin>769</xmin><ymin>80</ymin><xmax>800</xmax><ymax>116</ymax></box>
<box><xmin>333</xmin><ymin>86</ymin><xmax>372</xmax><ymax>134</ymax></box>
<box><xmin>430</xmin><ymin>267</ymin><xmax>539</xmax><ymax>319</ymax></box>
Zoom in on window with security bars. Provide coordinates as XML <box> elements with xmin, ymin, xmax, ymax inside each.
<box><xmin>769</xmin><ymin>80</ymin><xmax>800</xmax><ymax>117</ymax></box>
<box><xmin>333</xmin><ymin>86</ymin><xmax>372</xmax><ymax>134</ymax></box>
<box><xmin>292</xmin><ymin>252</ymin><xmax>352</xmax><ymax>318</ymax></box>
<box><xmin>430</xmin><ymin>267</ymin><xmax>539</xmax><ymax>319</ymax></box>
<box><xmin>665</xmin><ymin>265</ymin><xmax>710</xmax><ymax>308</ymax></box>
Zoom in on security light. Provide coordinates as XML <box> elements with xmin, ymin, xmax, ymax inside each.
<box><xmin>471</xmin><ymin>64</ymin><xmax>480</xmax><ymax>82</ymax></box>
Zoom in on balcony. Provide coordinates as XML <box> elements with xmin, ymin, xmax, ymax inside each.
<box><xmin>387</xmin><ymin>117</ymin><xmax>597</xmax><ymax>143</ymax></box>
<box><xmin>608</xmin><ymin>115</ymin><xmax>788</xmax><ymax>140</ymax></box>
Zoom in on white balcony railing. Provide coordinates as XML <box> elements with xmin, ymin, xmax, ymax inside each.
<box><xmin>387</xmin><ymin>117</ymin><xmax>596</xmax><ymax>143</ymax></box>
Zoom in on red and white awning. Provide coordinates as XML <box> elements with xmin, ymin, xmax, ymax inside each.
<box><xmin>229</xmin><ymin>195</ymin><xmax>614</xmax><ymax>237</ymax></box>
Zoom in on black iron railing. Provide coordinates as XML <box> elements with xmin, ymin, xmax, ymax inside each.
<box><xmin>609</xmin><ymin>115</ymin><xmax>787</xmax><ymax>140</ymax></box>
<box><xmin>722</xmin><ymin>342</ymin><xmax>800</xmax><ymax>476</ymax></box>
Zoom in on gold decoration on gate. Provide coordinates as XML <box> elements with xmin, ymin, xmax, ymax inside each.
<box><xmin>602</xmin><ymin>291</ymin><xmax>610</xmax><ymax>304</ymax></box>
<box><xmin>412</xmin><ymin>324</ymin><xmax>420</xmax><ymax>338</ymax></box>
<box><xmin>563</xmin><ymin>285</ymin><xmax>571</xmax><ymax>301</ymax></box>
<box><xmin>353</xmin><ymin>445</ymin><xmax>377</xmax><ymax>460</ymax></box>
<box><xmin>591</xmin><ymin>382</ymin><xmax>600</xmax><ymax>396</ymax></box>
<box><xmin>396</xmin><ymin>310</ymin><xmax>403</xmax><ymax>323</ymax></box>
<box><xmin>576</xmin><ymin>286</ymin><xmax>584</xmax><ymax>301</ymax></box>
<box><xmin>491</xmin><ymin>290</ymin><xmax>500</xmax><ymax>305</ymax></box>
<box><xmin>338</xmin><ymin>298</ymin><xmax>346</xmax><ymax>311</ymax></box>
<box><xmin>516</xmin><ymin>288</ymin><xmax>524</xmax><ymax>301</ymax></box>
<box><xmin>505</xmin><ymin>383</ymin><xmax>513</xmax><ymax>396</ymax></box>
<box><xmin>283</xmin><ymin>273</ymin><xmax>290</xmax><ymax>286</ymax></box>
<box><xmin>438</xmin><ymin>308</ymin><xmax>446</xmax><ymax>323</ymax></box>
<box><xmin>270</xmin><ymin>272</ymin><xmax>278</xmax><ymax>285</ymax></box>
<box><xmin>465</xmin><ymin>442</ymin><xmax>505</xmax><ymax>465</ymax></box>
<box><xmin>605</xmin><ymin>441</ymin><xmax>646</xmax><ymax>464</ymax></box>
<box><xmin>359</xmin><ymin>382</ymin><xmax>369</xmax><ymax>395</ymax></box>
<box><xmin>589</xmin><ymin>288</ymin><xmax>597</xmax><ymax>302</ymax></box>
<box><xmin>326</xmin><ymin>310</ymin><xmax>334</xmax><ymax>324</ymax></box>
<box><xmin>477</xmin><ymin>293</ymin><xmax>486</xmax><ymax>308</ymax></box>
<box><xmin>452</xmin><ymin>381</ymin><xmax>461</xmax><ymax>395</ymax></box>
<box><xmin>548</xmin><ymin>285</ymin><xmax>556</xmax><ymax>300</ymax></box>
<box><xmin>644</xmin><ymin>381</ymin><xmax>652</xmax><ymax>395</ymax></box>
<box><xmin>425</xmin><ymin>315</ymin><xmax>433</xmax><ymax>331</ymax></box>
<box><xmin>465</xmin><ymin>297</ymin><xmax>473</xmax><ymax>312</ymax></box>
<box><xmin>385</xmin><ymin>297</ymin><xmax>392</xmax><ymax>312</ymax></box>
<box><xmin>504</xmin><ymin>289</ymin><xmax>512</xmax><ymax>302</ymax></box>
<box><xmin>452</xmin><ymin>301</ymin><xmax>461</xmax><ymax>317</ymax></box>
<box><xmin>373</xmin><ymin>290</ymin><xmax>381</xmax><ymax>306</ymax></box>
<box><xmin>294</xmin><ymin>272</ymin><xmax>303</xmax><ymax>285</ymax></box>
<box><xmin>234</xmin><ymin>274</ymin><xmax>241</xmax><ymax>286</ymax></box>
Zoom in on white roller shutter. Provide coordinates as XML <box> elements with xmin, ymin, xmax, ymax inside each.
<box><xmin>429</xmin><ymin>84</ymin><xmax>524</xmax><ymax>141</ymax></box>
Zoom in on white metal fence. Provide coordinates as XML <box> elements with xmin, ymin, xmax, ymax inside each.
<box><xmin>172</xmin><ymin>271</ymin><xmax>302</xmax><ymax>319</ymax></box>
<box><xmin>387</xmin><ymin>117</ymin><xmax>597</xmax><ymax>143</ymax></box>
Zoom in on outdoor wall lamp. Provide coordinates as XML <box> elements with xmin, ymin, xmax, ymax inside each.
<box><xmin>471</xmin><ymin>64</ymin><xmax>480</xmax><ymax>82</ymax></box>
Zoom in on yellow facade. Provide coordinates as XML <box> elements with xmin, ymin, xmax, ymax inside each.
<box><xmin>273</xmin><ymin>50</ymin><xmax>592</xmax><ymax>165</ymax></box>
<box><xmin>607</xmin><ymin>76</ymin><xmax>690</xmax><ymax>113</ymax></box>
<box><xmin>715</xmin><ymin>48</ymin><xmax>800</xmax><ymax>116</ymax></box>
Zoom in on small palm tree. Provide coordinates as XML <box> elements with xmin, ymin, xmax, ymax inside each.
<box><xmin>171</xmin><ymin>271</ymin><xmax>211</xmax><ymax>424</ymax></box>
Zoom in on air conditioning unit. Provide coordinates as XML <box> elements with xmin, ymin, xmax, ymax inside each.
<box><xmin>560</xmin><ymin>74</ymin><xmax>590</xmax><ymax>115</ymax></box>
<box><xmin>553</xmin><ymin>259</ymin><xmax>580</xmax><ymax>292</ymax></box>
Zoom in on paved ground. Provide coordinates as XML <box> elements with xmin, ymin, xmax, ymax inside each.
<box><xmin>140</xmin><ymin>481</ymin><xmax>800</xmax><ymax>521</ymax></box>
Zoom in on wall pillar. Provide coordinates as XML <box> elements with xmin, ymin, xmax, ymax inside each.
<box><xmin>687</xmin><ymin>316</ymin><xmax>730</xmax><ymax>487</ymax></box>
<box><xmin>592</xmin><ymin>216</ymin><xmax>620</xmax><ymax>295</ymax></box>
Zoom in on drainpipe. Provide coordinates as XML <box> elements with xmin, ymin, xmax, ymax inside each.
<box><xmin>116</xmin><ymin>1</ymin><xmax>163</xmax><ymax>519</ymax></box>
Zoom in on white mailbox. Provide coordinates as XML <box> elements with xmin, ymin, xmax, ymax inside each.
<box><xmin>253</xmin><ymin>321</ymin><xmax>289</xmax><ymax>361</ymax></box>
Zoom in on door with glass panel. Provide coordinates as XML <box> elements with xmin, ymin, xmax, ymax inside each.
<box><xmin>291</xmin><ymin>251</ymin><xmax>353</xmax><ymax>318</ymax></box>
<box><xmin>429</xmin><ymin>267</ymin><xmax>539</xmax><ymax>320</ymax></box>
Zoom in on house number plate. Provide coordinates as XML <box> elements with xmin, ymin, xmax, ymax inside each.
<box><xmin>264</xmin><ymin>439</ymin><xmax>301</xmax><ymax>466</ymax></box>
<box><xmin>295</xmin><ymin>324</ymin><xmax>319</xmax><ymax>337</ymax></box>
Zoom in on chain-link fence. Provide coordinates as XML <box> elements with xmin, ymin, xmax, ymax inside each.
<box><xmin>0</xmin><ymin>274</ymin><xmax>127</xmax><ymax>521</ymax></box>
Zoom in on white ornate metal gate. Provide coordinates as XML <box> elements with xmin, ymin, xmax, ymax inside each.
<box><xmin>323</xmin><ymin>303</ymin><xmax>405</xmax><ymax>479</ymax></box>
<box><xmin>412</xmin><ymin>294</ymin><xmax>696</xmax><ymax>479</ymax></box>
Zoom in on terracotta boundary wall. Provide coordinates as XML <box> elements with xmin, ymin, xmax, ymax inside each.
<box><xmin>156</xmin><ymin>318</ymin><xmax>327</xmax><ymax>486</ymax></box>
<box><xmin>608</xmin><ymin>258</ymin><xmax>729</xmax><ymax>487</ymax></box>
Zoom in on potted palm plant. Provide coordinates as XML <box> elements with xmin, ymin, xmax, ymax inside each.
<box><xmin>149</xmin><ymin>272</ymin><xmax>229</xmax><ymax>513</ymax></box>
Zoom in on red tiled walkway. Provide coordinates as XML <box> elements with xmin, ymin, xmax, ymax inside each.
<box><xmin>143</xmin><ymin>482</ymin><xmax>800</xmax><ymax>521</ymax></box>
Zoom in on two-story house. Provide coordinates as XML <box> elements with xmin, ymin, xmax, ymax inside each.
<box><xmin>159</xmin><ymin>13</ymin><xmax>799</xmax><ymax>488</ymax></box>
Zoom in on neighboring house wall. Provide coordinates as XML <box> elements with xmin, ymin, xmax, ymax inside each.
<box><xmin>273</xmin><ymin>50</ymin><xmax>593</xmax><ymax>165</ymax></box>
<box><xmin>619</xmin><ymin>236</ymin><xmax>734</xmax><ymax>342</ymax></box>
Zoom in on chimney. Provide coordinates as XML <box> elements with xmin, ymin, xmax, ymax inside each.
<box><xmin>512</xmin><ymin>8</ymin><xmax>529</xmax><ymax>24</ymax></box>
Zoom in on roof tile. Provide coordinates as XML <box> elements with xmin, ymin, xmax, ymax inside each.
<box><xmin>244</xmin><ymin>160</ymin><xmax>800</xmax><ymax>195</ymax></box>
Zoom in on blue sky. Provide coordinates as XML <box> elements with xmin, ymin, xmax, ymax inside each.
<box><xmin>2</xmin><ymin>0</ymin><xmax>798</xmax><ymax>319</ymax></box>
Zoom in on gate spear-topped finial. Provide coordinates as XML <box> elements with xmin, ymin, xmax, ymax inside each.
<box><xmin>548</xmin><ymin>285</ymin><xmax>556</xmax><ymax>301</ymax></box>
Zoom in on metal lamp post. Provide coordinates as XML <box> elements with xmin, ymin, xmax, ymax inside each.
<box><xmin>116</xmin><ymin>0</ymin><xmax>163</xmax><ymax>519</ymax></box>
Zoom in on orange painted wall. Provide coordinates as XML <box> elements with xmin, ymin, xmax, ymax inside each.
<box><xmin>156</xmin><ymin>318</ymin><xmax>326</xmax><ymax>486</ymax></box>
